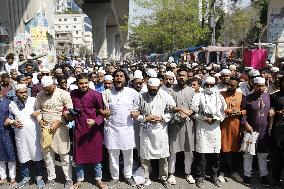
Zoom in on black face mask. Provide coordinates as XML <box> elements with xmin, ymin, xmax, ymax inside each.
<box><xmin>148</xmin><ymin>90</ymin><xmax>158</xmax><ymax>96</ymax></box>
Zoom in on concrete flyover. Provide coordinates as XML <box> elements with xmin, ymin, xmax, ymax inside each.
<box><xmin>74</xmin><ymin>0</ymin><xmax>129</xmax><ymax>60</ymax></box>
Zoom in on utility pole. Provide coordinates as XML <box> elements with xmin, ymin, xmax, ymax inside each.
<box><xmin>210</xmin><ymin>0</ymin><xmax>216</xmax><ymax>46</ymax></box>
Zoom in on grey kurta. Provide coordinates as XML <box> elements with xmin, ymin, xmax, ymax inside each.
<box><xmin>168</xmin><ymin>85</ymin><xmax>195</xmax><ymax>154</ymax></box>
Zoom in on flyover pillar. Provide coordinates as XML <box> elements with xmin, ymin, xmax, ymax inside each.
<box><xmin>115</xmin><ymin>34</ymin><xmax>121</xmax><ymax>60</ymax></box>
<box><xmin>82</xmin><ymin>3</ymin><xmax>112</xmax><ymax>59</ymax></box>
<box><xmin>106</xmin><ymin>26</ymin><xmax>118</xmax><ymax>60</ymax></box>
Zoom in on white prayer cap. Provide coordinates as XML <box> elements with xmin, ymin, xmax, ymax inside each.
<box><xmin>205</xmin><ymin>66</ymin><xmax>212</xmax><ymax>70</ymax></box>
<box><xmin>248</xmin><ymin>69</ymin><xmax>260</xmax><ymax>77</ymax></box>
<box><xmin>244</xmin><ymin>66</ymin><xmax>253</xmax><ymax>71</ymax></box>
<box><xmin>83</xmin><ymin>69</ymin><xmax>88</xmax><ymax>73</ymax></box>
<box><xmin>164</xmin><ymin>71</ymin><xmax>175</xmax><ymax>78</ymax></box>
<box><xmin>214</xmin><ymin>73</ymin><xmax>221</xmax><ymax>77</ymax></box>
<box><xmin>204</xmin><ymin>76</ymin><xmax>216</xmax><ymax>84</ymax></box>
<box><xmin>220</xmin><ymin>69</ymin><xmax>231</xmax><ymax>75</ymax></box>
<box><xmin>27</xmin><ymin>56</ymin><xmax>32</xmax><ymax>60</ymax></box>
<box><xmin>146</xmin><ymin>69</ymin><xmax>157</xmax><ymax>78</ymax></box>
<box><xmin>192</xmin><ymin>63</ymin><xmax>198</xmax><ymax>67</ymax></box>
<box><xmin>229</xmin><ymin>65</ymin><xmax>237</xmax><ymax>70</ymax></box>
<box><xmin>15</xmin><ymin>84</ymin><xmax>26</xmax><ymax>91</ymax></box>
<box><xmin>254</xmin><ymin>77</ymin><xmax>266</xmax><ymax>84</ymax></box>
<box><xmin>134</xmin><ymin>70</ymin><xmax>143</xmax><ymax>80</ymax></box>
<box><xmin>268</xmin><ymin>63</ymin><xmax>273</xmax><ymax>67</ymax></box>
<box><xmin>41</xmin><ymin>67</ymin><xmax>50</xmax><ymax>73</ymax></box>
<box><xmin>170</xmin><ymin>63</ymin><xmax>177</xmax><ymax>68</ymax></box>
<box><xmin>104</xmin><ymin>75</ymin><xmax>113</xmax><ymax>81</ymax></box>
<box><xmin>97</xmin><ymin>70</ymin><xmax>106</xmax><ymax>74</ymax></box>
<box><xmin>148</xmin><ymin>78</ymin><xmax>160</xmax><ymax>87</ymax></box>
<box><xmin>212</xmin><ymin>63</ymin><xmax>218</xmax><ymax>68</ymax></box>
<box><xmin>281</xmin><ymin>62</ymin><xmax>284</xmax><ymax>65</ymax></box>
<box><xmin>81</xmin><ymin>60</ymin><xmax>85</xmax><ymax>64</ymax></box>
<box><xmin>55</xmin><ymin>68</ymin><xmax>63</xmax><ymax>73</ymax></box>
<box><xmin>271</xmin><ymin>67</ymin><xmax>280</xmax><ymax>73</ymax></box>
<box><xmin>41</xmin><ymin>76</ymin><xmax>54</xmax><ymax>87</ymax></box>
<box><xmin>88</xmin><ymin>68</ymin><xmax>94</xmax><ymax>72</ymax></box>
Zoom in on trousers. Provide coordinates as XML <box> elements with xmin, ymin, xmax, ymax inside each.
<box><xmin>168</xmin><ymin>152</ymin><xmax>193</xmax><ymax>175</ymax></box>
<box><xmin>20</xmin><ymin>160</ymin><xmax>43</xmax><ymax>179</ymax></box>
<box><xmin>108</xmin><ymin>149</ymin><xmax>133</xmax><ymax>180</ymax></box>
<box><xmin>76</xmin><ymin>163</ymin><xmax>102</xmax><ymax>181</ymax></box>
<box><xmin>220</xmin><ymin>152</ymin><xmax>241</xmax><ymax>175</ymax></box>
<box><xmin>272</xmin><ymin>137</ymin><xmax>284</xmax><ymax>182</ymax></box>
<box><xmin>43</xmin><ymin>148</ymin><xmax>72</xmax><ymax>181</ymax></box>
<box><xmin>141</xmin><ymin>158</ymin><xmax>168</xmax><ymax>181</ymax></box>
<box><xmin>195</xmin><ymin>153</ymin><xmax>220</xmax><ymax>179</ymax></box>
<box><xmin>0</xmin><ymin>161</ymin><xmax>16</xmax><ymax>179</ymax></box>
<box><xmin>243</xmin><ymin>153</ymin><xmax>268</xmax><ymax>177</ymax></box>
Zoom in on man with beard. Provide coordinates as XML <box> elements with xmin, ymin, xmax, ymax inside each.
<box><xmin>161</xmin><ymin>71</ymin><xmax>175</xmax><ymax>94</ymax></box>
<box><xmin>167</xmin><ymin>68</ymin><xmax>196</xmax><ymax>185</ymax></box>
<box><xmin>268</xmin><ymin>70</ymin><xmax>284</xmax><ymax>94</ymax></box>
<box><xmin>132</xmin><ymin>70</ymin><xmax>147</xmax><ymax>93</ymax></box>
<box><xmin>191</xmin><ymin>77</ymin><xmax>226</xmax><ymax>188</ymax></box>
<box><xmin>219</xmin><ymin>77</ymin><xmax>244</xmax><ymax>183</ymax></box>
<box><xmin>101</xmin><ymin>75</ymin><xmax>113</xmax><ymax>111</ymax></box>
<box><xmin>70</xmin><ymin>73</ymin><xmax>107</xmax><ymax>189</ymax></box>
<box><xmin>103</xmin><ymin>69</ymin><xmax>139</xmax><ymax>188</ymax></box>
<box><xmin>239</xmin><ymin>69</ymin><xmax>260</xmax><ymax>96</ymax></box>
<box><xmin>216</xmin><ymin>69</ymin><xmax>231</xmax><ymax>92</ymax></box>
<box><xmin>34</xmin><ymin>76</ymin><xmax>73</xmax><ymax>189</ymax></box>
<box><xmin>241</xmin><ymin>77</ymin><xmax>271</xmax><ymax>187</ymax></box>
<box><xmin>137</xmin><ymin>78</ymin><xmax>176</xmax><ymax>188</ymax></box>
<box><xmin>7</xmin><ymin>84</ymin><xmax>44</xmax><ymax>188</ymax></box>
<box><xmin>95</xmin><ymin>70</ymin><xmax>105</xmax><ymax>93</ymax></box>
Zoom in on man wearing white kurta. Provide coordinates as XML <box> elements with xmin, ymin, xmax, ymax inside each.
<box><xmin>7</xmin><ymin>84</ymin><xmax>44</xmax><ymax>188</ymax></box>
<box><xmin>104</xmin><ymin>69</ymin><xmax>140</xmax><ymax>188</ymax></box>
<box><xmin>137</xmin><ymin>78</ymin><xmax>176</xmax><ymax>187</ymax></box>
<box><xmin>191</xmin><ymin>77</ymin><xmax>226</xmax><ymax>188</ymax></box>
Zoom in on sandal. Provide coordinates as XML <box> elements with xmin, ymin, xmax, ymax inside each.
<box><xmin>0</xmin><ymin>178</ymin><xmax>7</xmax><ymax>185</ymax></box>
<box><xmin>70</xmin><ymin>182</ymin><xmax>83</xmax><ymax>189</ymax></box>
<box><xmin>96</xmin><ymin>180</ymin><xmax>108</xmax><ymax>189</ymax></box>
<box><xmin>9</xmin><ymin>181</ymin><xmax>17</xmax><ymax>189</ymax></box>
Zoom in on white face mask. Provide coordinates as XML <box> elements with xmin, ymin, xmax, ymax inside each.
<box><xmin>204</xmin><ymin>87</ymin><xmax>214</xmax><ymax>94</ymax></box>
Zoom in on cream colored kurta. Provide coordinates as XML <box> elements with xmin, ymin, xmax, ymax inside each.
<box><xmin>9</xmin><ymin>97</ymin><xmax>43</xmax><ymax>163</ymax></box>
<box><xmin>192</xmin><ymin>90</ymin><xmax>226</xmax><ymax>153</ymax></box>
<box><xmin>138</xmin><ymin>90</ymin><xmax>176</xmax><ymax>159</ymax></box>
<box><xmin>34</xmin><ymin>88</ymin><xmax>73</xmax><ymax>154</ymax></box>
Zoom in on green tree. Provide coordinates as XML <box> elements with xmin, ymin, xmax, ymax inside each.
<box><xmin>129</xmin><ymin>0</ymin><xmax>211</xmax><ymax>54</ymax></box>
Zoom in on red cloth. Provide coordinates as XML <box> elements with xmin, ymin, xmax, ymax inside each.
<box><xmin>243</xmin><ymin>49</ymin><xmax>268</xmax><ymax>70</ymax></box>
<box><xmin>71</xmin><ymin>89</ymin><xmax>104</xmax><ymax>164</ymax></box>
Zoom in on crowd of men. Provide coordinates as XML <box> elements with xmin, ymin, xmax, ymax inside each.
<box><xmin>0</xmin><ymin>53</ymin><xmax>284</xmax><ymax>189</ymax></box>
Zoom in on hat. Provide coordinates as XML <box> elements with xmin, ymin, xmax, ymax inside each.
<box><xmin>204</xmin><ymin>76</ymin><xmax>216</xmax><ymax>84</ymax></box>
<box><xmin>41</xmin><ymin>76</ymin><xmax>54</xmax><ymax>87</ymax></box>
<box><xmin>170</xmin><ymin>63</ymin><xmax>177</xmax><ymax>68</ymax></box>
<box><xmin>192</xmin><ymin>63</ymin><xmax>198</xmax><ymax>67</ymax></box>
<box><xmin>220</xmin><ymin>69</ymin><xmax>231</xmax><ymax>75</ymax></box>
<box><xmin>41</xmin><ymin>67</ymin><xmax>50</xmax><ymax>73</ymax></box>
<box><xmin>271</xmin><ymin>67</ymin><xmax>280</xmax><ymax>73</ymax></box>
<box><xmin>27</xmin><ymin>56</ymin><xmax>32</xmax><ymax>60</ymax></box>
<box><xmin>97</xmin><ymin>70</ymin><xmax>106</xmax><ymax>74</ymax></box>
<box><xmin>164</xmin><ymin>71</ymin><xmax>175</xmax><ymax>78</ymax></box>
<box><xmin>254</xmin><ymin>77</ymin><xmax>266</xmax><ymax>84</ymax></box>
<box><xmin>148</xmin><ymin>78</ymin><xmax>160</xmax><ymax>87</ymax></box>
<box><xmin>214</xmin><ymin>73</ymin><xmax>221</xmax><ymax>77</ymax></box>
<box><xmin>133</xmin><ymin>70</ymin><xmax>143</xmax><ymax>80</ymax></box>
<box><xmin>146</xmin><ymin>69</ymin><xmax>157</xmax><ymax>78</ymax></box>
<box><xmin>15</xmin><ymin>84</ymin><xmax>27</xmax><ymax>91</ymax></box>
<box><xmin>248</xmin><ymin>69</ymin><xmax>260</xmax><ymax>77</ymax></box>
<box><xmin>244</xmin><ymin>67</ymin><xmax>253</xmax><ymax>71</ymax></box>
<box><xmin>55</xmin><ymin>68</ymin><xmax>63</xmax><ymax>73</ymax></box>
<box><xmin>104</xmin><ymin>75</ymin><xmax>113</xmax><ymax>81</ymax></box>
<box><xmin>229</xmin><ymin>65</ymin><xmax>237</xmax><ymax>71</ymax></box>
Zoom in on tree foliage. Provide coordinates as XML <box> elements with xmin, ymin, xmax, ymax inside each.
<box><xmin>129</xmin><ymin>0</ymin><xmax>211</xmax><ymax>54</ymax></box>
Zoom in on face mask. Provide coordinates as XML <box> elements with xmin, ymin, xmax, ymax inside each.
<box><xmin>204</xmin><ymin>87</ymin><xmax>214</xmax><ymax>94</ymax></box>
<box><xmin>148</xmin><ymin>90</ymin><xmax>158</xmax><ymax>96</ymax></box>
